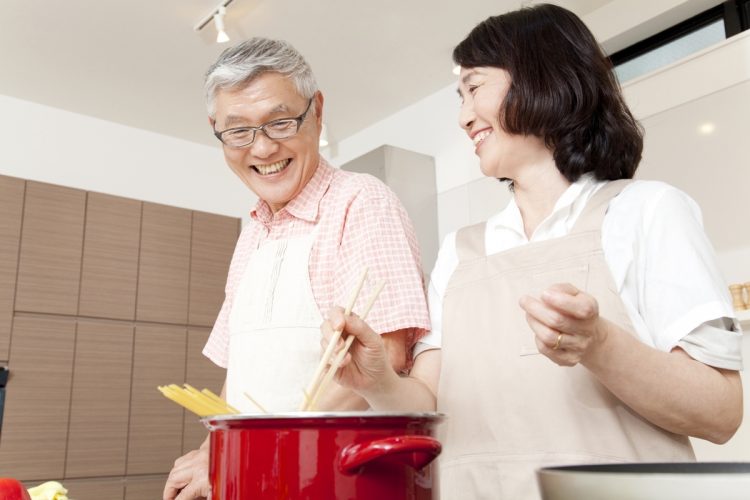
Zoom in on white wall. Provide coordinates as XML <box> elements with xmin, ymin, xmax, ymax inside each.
<box><xmin>0</xmin><ymin>95</ymin><xmax>256</xmax><ymax>221</ymax></box>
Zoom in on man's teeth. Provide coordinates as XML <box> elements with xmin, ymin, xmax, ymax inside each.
<box><xmin>473</xmin><ymin>130</ymin><xmax>491</xmax><ymax>146</ymax></box>
<box><xmin>254</xmin><ymin>159</ymin><xmax>290</xmax><ymax>175</ymax></box>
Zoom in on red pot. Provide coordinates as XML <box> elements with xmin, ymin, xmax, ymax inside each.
<box><xmin>203</xmin><ymin>412</ymin><xmax>444</xmax><ymax>500</ymax></box>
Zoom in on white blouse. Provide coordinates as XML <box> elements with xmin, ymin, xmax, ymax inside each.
<box><xmin>418</xmin><ymin>175</ymin><xmax>742</xmax><ymax>370</ymax></box>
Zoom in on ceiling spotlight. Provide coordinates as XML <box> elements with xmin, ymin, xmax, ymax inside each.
<box><xmin>319</xmin><ymin>124</ymin><xmax>329</xmax><ymax>148</ymax></box>
<box><xmin>698</xmin><ymin>122</ymin><xmax>716</xmax><ymax>135</ymax></box>
<box><xmin>194</xmin><ymin>0</ymin><xmax>234</xmax><ymax>44</ymax></box>
<box><xmin>452</xmin><ymin>65</ymin><xmax>461</xmax><ymax>75</ymax></box>
<box><xmin>214</xmin><ymin>6</ymin><xmax>230</xmax><ymax>43</ymax></box>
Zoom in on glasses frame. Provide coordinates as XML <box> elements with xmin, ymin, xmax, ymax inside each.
<box><xmin>213</xmin><ymin>98</ymin><xmax>314</xmax><ymax>148</ymax></box>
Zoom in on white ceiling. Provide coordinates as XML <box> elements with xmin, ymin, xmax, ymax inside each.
<box><xmin>0</xmin><ymin>0</ymin><xmax>611</xmax><ymax>148</ymax></box>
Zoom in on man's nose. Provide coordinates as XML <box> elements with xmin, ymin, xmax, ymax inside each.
<box><xmin>250</xmin><ymin>131</ymin><xmax>279</xmax><ymax>158</ymax></box>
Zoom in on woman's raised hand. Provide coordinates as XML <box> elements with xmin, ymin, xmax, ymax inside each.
<box><xmin>519</xmin><ymin>283</ymin><xmax>611</xmax><ymax>367</ymax></box>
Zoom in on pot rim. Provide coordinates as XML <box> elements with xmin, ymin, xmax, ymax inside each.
<box><xmin>201</xmin><ymin>411</ymin><xmax>445</xmax><ymax>423</ymax></box>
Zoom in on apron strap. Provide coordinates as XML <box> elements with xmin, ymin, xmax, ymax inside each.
<box><xmin>455</xmin><ymin>222</ymin><xmax>486</xmax><ymax>262</ymax></box>
<box><xmin>570</xmin><ymin>179</ymin><xmax>633</xmax><ymax>234</ymax></box>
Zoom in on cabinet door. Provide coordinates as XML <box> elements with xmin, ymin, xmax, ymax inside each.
<box><xmin>65</xmin><ymin>320</ymin><xmax>134</xmax><ymax>477</ymax></box>
<box><xmin>136</xmin><ymin>203</ymin><xmax>191</xmax><ymax>324</ymax></box>
<box><xmin>78</xmin><ymin>192</ymin><xmax>141</xmax><ymax>320</ymax></box>
<box><xmin>124</xmin><ymin>476</ymin><xmax>168</xmax><ymax>499</ymax></box>
<box><xmin>0</xmin><ymin>316</ymin><xmax>75</xmax><ymax>479</ymax></box>
<box><xmin>127</xmin><ymin>324</ymin><xmax>186</xmax><ymax>474</ymax></box>
<box><xmin>183</xmin><ymin>328</ymin><xmax>226</xmax><ymax>452</ymax></box>
<box><xmin>58</xmin><ymin>478</ymin><xmax>124</xmax><ymax>500</ymax></box>
<box><xmin>15</xmin><ymin>181</ymin><xmax>86</xmax><ymax>315</ymax></box>
<box><xmin>0</xmin><ymin>175</ymin><xmax>24</xmax><ymax>360</ymax></box>
<box><xmin>189</xmin><ymin>212</ymin><xmax>239</xmax><ymax>327</ymax></box>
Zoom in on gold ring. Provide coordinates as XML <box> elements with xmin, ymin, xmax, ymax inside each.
<box><xmin>553</xmin><ymin>333</ymin><xmax>563</xmax><ymax>350</ymax></box>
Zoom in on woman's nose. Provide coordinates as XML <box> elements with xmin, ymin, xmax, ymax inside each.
<box><xmin>458</xmin><ymin>101</ymin><xmax>475</xmax><ymax>131</ymax></box>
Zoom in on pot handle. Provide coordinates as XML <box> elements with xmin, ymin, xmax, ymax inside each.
<box><xmin>338</xmin><ymin>435</ymin><xmax>442</xmax><ymax>474</ymax></box>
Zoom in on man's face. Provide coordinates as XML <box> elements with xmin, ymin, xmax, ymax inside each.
<box><xmin>212</xmin><ymin>72</ymin><xmax>323</xmax><ymax>213</ymax></box>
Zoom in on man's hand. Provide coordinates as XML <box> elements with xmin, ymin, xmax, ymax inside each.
<box><xmin>163</xmin><ymin>442</ymin><xmax>210</xmax><ymax>500</ymax></box>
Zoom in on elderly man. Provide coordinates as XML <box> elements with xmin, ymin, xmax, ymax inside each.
<box><xmin>163</xmin><ymin>38</ymin><xmax>430</xmax><ymax>500</ymax></box>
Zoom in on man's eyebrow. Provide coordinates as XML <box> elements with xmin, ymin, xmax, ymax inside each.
<box><xmin>221</xmin><ymin>103</ymin><xmax>292</xmax><ymax>128</ymax></box>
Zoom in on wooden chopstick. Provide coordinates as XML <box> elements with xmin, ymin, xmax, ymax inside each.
<box><xmin>243</xmin><ymin>391</ymin><xmax>268</xmax><ymax>414</ymax></box>
<box><xmin>300</xmin><ymin>267</ymin><xmax>369</xmax><ymax>410</ymax></box>
<box><xmin>307</xmin><ymin>281</ymin><xmax>385</xmax><ymax>411</ymax></box>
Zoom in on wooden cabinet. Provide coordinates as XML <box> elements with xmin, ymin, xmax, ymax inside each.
<box><xmin>183</xmin><ymin>328</ymin><xmax>226</xmax><ymax>452</ymax></box>
<box><xmin>136</xmin><ymin>203</ymin><xmax>191</xmax><ymax>324</ymax></box>
<box><xmin>189</xmin><ymin>211</ymin><xmax>239</xmax><ymax>327</ymax></box>
<box><xmin>0</xmin><ymin>176</ymin><xmax>238</xmax><ymax>485</ymax></box>
<box><xmin>78</xmin><ymin>193</ymin><xmax>141</xmax><ymax>320</ymax></box>
<box><xmin>15</xmin><ymin>181</ymin><xmax>86</xmax><ymax>316</ymax></box>
<box><xmin>0</xmin><ymin>175</ymin><xmax>25</xmax><ymax>360</ymax></box>
<box><xmin>127</xmin><ymin>324</ymin><xmax>186</xmax><ymax>475</ymax></box>
<box><xmin>0</xmin><ymin>316</ymin><xmax>76</xmax><ymax>480</ymax></box>
<box><xmin>124</xmin><ymin>476</ymin><xmax>168</xmax><ymax>499</ymax></box>
<box><xmin>60</xmin><ymin>478</ymin><xmax>125</xmax><ymax>500</ymax></box>
<box><xmin>65</xmin><ymin>320</ymin><xmax>134</xmax><ymax>477</ymax></box>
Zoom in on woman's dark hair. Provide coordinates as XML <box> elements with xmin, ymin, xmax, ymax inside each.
<box><xmin>453</xmin><ymin>3</ymin><xmax>642</xmax><ymax>181</ymax></box>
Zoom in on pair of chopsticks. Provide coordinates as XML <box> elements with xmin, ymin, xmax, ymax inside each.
<box><xmin>301</xmin><ymin>268</ymin><xmax>385</xmax><ymax>411</ymax></box>
<box><xmin>158</xmin><ymin>384</ymin><xmax>239</xmax><ymax>417</ymax></box>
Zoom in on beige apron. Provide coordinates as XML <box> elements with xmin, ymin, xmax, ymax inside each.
<box><xmin>226</xmin><ymin>228</ymin><xmax>322</xmax><ymax>413</ymax></box>
<box><xmin>438</xmin><ymin>180</ymin><xmax>694</xmax><ymax>500</ymax></box>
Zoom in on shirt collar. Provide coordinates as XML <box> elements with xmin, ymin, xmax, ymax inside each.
<box><xmin>489</xmin><ymin>173</ymin><xmax>602</xmax><ymax>240</ymax></box>
<box><xmin>250</xmin><ymin>156</ymin><xmax>333</xmax><ymax>224</ymax></box>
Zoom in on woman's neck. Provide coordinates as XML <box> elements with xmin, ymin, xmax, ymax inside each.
<box><xmin>512</xmin><ymin>158</ymin><xmax>571</xmax><ymax>239</ymax></box>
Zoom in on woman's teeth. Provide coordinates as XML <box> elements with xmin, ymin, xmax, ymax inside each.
<box><xmin>473</xmin><ymin>130</ymin><xmax>491</xmax><ymax>146</ymax></box>
<box><xmin>254</xmin><ymin>159</ymin><xmax>290</xmax><ymax>175</ymax></box>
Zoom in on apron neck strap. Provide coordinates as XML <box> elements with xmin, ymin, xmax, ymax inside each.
<box><xmin>455</xmin><ymin>222</ymin><xmax>487</xmax><ymax>262</ymax></box>
<box><xmin>570</xmin><ymin>179</ymin><xmax>633</xmax><ymax>234</ymax></box>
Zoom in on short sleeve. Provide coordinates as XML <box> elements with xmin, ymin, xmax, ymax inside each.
<box><xmin>333</xmin><ymin>180</ymin><xmax>430</xmax><ymax>342</ymax></box>
<box><xmin>417</xmin><ymin>232</ymin><xmax>459</xmax><ymax>353</ymax></box>
<box><xmin>202</xmin><ymin>222</ymin><xmax>256</xmax><ymax>368</ymax></box>
<box><xmin>635</xmin><ymin>186</ymin><xmax>736</xmax><ymax>352</ymax></box>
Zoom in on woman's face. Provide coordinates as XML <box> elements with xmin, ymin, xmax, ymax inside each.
<box><xmin>457</xmin><ymin>66</ymin><xmax>544</xmax><ymax>179</ymax></box>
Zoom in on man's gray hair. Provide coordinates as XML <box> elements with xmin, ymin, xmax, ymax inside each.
<box><xmin>204</xmin><ymin>37</ymin><xmax>318</xmax><ymax>118</ymax></box>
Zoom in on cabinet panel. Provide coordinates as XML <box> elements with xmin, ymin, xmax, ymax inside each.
<box><xmin>65</xmin><ymin>320</ymin><xmax>134</xmax><ymax>477</ymax></box>
<box><xmin>189</xmin><ymin>212</ymin><xmax>239</xmax><ymax>327</ymax></box>
<box><xmin>15</xmin><ymin>181</ymin><xmax>86</xmax><ymax>315</ymax></box>
<box><xmin>136</xmin><ymin>203</ymin><xmax>191</xmax><ymax>324</ymax></box>
<box><xmin>183</xmin><ymin>328</ymin><xmax>225</xmax><ymax>452</ymax></box>
<box><xmin>0</xmin><ymin>176</ymin><xmax>25</xmax><ymax>360</ymax></box>
<box><xmin>0</xmin><ymin>316</ymin><xmax>75</xmax><ymax>480</ymax></box>
<box><xmin>124</xmin><ymin>476</ymin><xmax>168</xmax><ymax>499</ymax></box>
<box><xmin>60</xmin><ymin>478</ymin><xmax>124</xmax><ymax>500</ymax></box>
<box><xmin>78</xmin><ymin>193</ymin><xmax>141</xmax><ymax>320</ymax></box>
<box><xmin>127</xmin><ymin>324</ymin><xmax>186</xmax><ymax>474</ymax></box>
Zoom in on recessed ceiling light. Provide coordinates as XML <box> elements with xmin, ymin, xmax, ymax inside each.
<box><xmin>698</xmin><ymin>122</ymin><xmax>716</xmax><ymax>135</ymax></box>
<box><xmin>452</xmin><ymin>65</ymin><xmax>461</xmax><ymax>75</ymax></box>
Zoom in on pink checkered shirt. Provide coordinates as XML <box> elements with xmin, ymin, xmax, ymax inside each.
<box><xmin>203</xmin><ymin>158</ymin><xmax>430</xmax><ymax>368</ymax></box>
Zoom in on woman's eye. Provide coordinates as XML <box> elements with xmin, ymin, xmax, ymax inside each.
<box><xmin>468</xmin><ymin>85</ymin><xmax>479</xmax><ymax>94</ymax></box>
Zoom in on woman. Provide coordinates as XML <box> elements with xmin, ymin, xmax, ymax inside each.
<box><xmin>322</xmin><ymin>4</ymin><xmax>743</xmax><ymax>499</ymax></box>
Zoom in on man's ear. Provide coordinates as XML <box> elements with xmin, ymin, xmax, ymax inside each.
<box><xmin>314</xmin><ymin>91</ymin><xmax>325</xmax><ymax>126</ymax></box>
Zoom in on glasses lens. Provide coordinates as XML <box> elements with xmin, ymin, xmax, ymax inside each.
<box><xmin>222</xmin><ymin>128</ymin><xmax>255</xmax><ymax>147</ymax></box>
<box><xmin>264</xmin><ymin>119</ymin><xmax>299</xmax><ymax>139</ymax></box>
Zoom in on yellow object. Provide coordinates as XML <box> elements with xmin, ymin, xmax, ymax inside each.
<box><xmin>157</xmin><ymin>384</ymin><xmax>239</xmax><ymax>417</ymax></box>
<box><xmin>27</xmin><ymin>481</ymin><xmax>68</xmax><ymax>500</ymax></box>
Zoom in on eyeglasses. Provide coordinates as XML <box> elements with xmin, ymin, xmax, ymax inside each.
<box><xmin>214</xmin><ymin>98</ymin><xmax>314</xmax><ymax>148</ymax></box>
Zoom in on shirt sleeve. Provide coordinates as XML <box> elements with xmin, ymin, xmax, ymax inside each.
<box><xmin>333</xmin><ymin>179</ymin><xmax>430</xmax><ymax>348</ymax></box>
<box><xmin>415</xmin><ymin>232</ymin><xmax>459</xmax><ymax>356</ymax></box>
<box><xmin>636</xmin><ymin>185</ymin><xmax>738</xmax><ymax>356</ymax></box>
<box><xmin>202</xmin><ymin>224</ymin><xmax>253</xmax><ymax>368</ymax></box>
